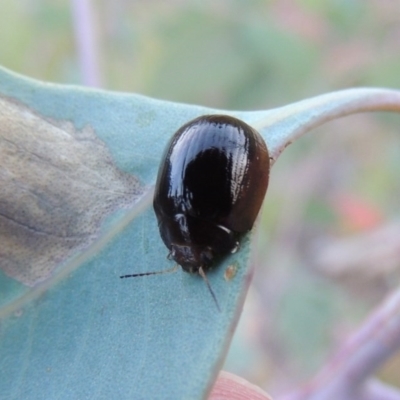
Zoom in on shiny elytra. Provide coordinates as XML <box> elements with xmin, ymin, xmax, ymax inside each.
<box><xmin>153</xmin><ymin>114</ymin><xmax>270</xmax><ymax>274</ymax></box>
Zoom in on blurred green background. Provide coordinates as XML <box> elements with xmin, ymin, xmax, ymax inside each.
<box><xmin>1</xmin><ymin>0</ymin><xmax>400</xmax><ymax>395</ymax></box>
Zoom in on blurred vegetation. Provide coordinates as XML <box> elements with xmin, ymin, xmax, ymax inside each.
<box><xmin>1</xmin><ymin>0</ymin><xmax>400</xmax><ymax>395</ymax></box>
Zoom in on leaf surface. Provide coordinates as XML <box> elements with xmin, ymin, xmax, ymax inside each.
<box><xmin>1</xmin><ymin>67</ymin><xmax>400</xmax><ymax>399</ymax></box>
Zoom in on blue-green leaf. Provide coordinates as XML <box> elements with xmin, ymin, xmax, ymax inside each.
<box><xmin>1</xmin><ymin>66</ymin><xmax>400</xmax><ymax>399</ymax></box>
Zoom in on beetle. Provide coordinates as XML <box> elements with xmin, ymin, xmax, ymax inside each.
<box><xmin>121</xmin><ymin>115</ymin><xmax>270</xmax><ymax>309</ymax></box>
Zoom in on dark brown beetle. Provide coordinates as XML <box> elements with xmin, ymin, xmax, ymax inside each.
<box><xmin>121</xmin><ymin>115</ymin><xmax>270</xmax><ymax>309</ymax></box>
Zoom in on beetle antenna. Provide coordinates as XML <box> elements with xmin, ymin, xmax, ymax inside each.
<box><xmin>198</xmin><ymin>266</ymin><xmax>221</xmax><ymax>312</ymax></box>
<box><xmin>120</xmin><ymin>264</ymin><xmax>178</xmax><ymax>279</ymax></box>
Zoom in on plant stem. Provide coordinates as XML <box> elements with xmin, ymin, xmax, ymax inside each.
<box><xmin>277</xmin><ymin>287</ymin><xmax>400</xmax><ymax>400</ymax></box>
<box><xmin>252</xmin><ymin>88</ymin><xmax>400</xmax><ymax>164</ymax></box>
<box><xmin>70</xmin><ymin>0</ymin><xmax>103</xmax><ymax>87</ymax></box>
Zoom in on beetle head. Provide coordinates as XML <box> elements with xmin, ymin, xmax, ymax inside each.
<box><xmin>170</xmin><ymin>244</ymin><xmax>213</xmax><ymax>273</ymax></box>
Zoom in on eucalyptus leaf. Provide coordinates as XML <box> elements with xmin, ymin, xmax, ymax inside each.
<box><xmin>1</xmin><ymin>66</ymin><xmax>400</xmax><ymax>399</ymax></box>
